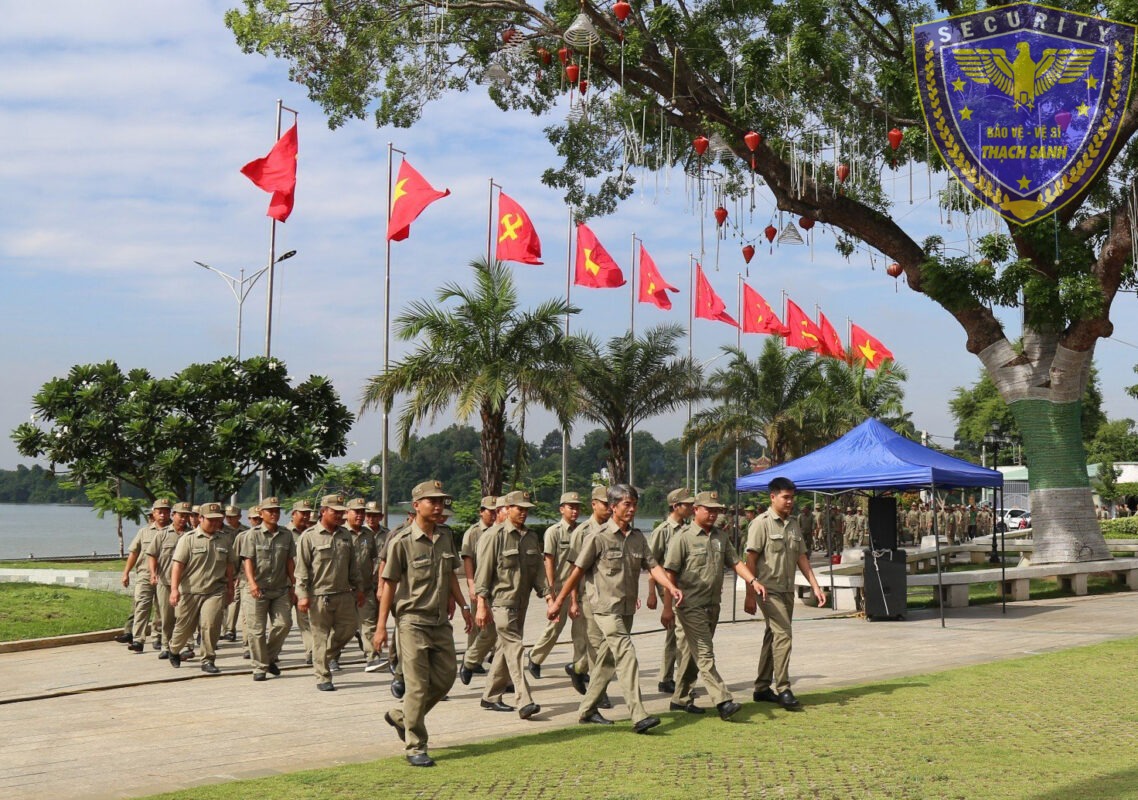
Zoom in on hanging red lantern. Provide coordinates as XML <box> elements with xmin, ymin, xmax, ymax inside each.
<box><xmin>742</xmin><ymin>244</ymin><xmax>755</xmax><ymax>264</ymax></box>
<box><xmin>558</xmin><ymin>47</ymin><xmax>570</xmax><ymax>64</ymax></box>
<box><xmin>693</xmin><ymin>135</ymin><xmax>709</xmax><ymax>155</ymax></box>
<box><xmin>799</xmin><ymin>216</ymin><xmax>815</xmax><ymax>231</ymax></box>
<box><xmin>579</xmin><ymin>79</ymin><xmax>588</xmax><ymax>94</ymax></box>
<box><xmin>886</xmin><ymin>262</ymin><xmax>903</xmax><ymax>278</ymax></box>
<box><xmin>613</xmin><ymin>0</ymin><xmax>632</xmax><ymax>21</ymax></box>
<box><xmin>565</xmin><ymin>63</ymin><xmax>580</xmax><ymax>83</ymax></box>
<box><xmin>744</xmin><ymin>131</ymin><xmax>762</xmax><ymax>151</ymax></box>
<box><xmin>502</xmin><ymin>28</ymin><xmax>518</xmax><ymax>44</ymax></box>
<box><xmin>537</xmin><ymin>47</ymin><xmax>552</xmax><ymax>66</ymax></box>
<box><xmin>764</xmin><ymin>225</ymin><xmax>777</xmax><ymax>243</ymax></box>
<box><xmin>714</xmin><ymin>206</ymin><xmax>728</xmax><ymax>226</ymax></box>
<box><xmin>887</xmin><ymin>128</ymin><xmax>903</xmax><ymax>150</ymax></box>
<box><xmin>836</xmin><ymin>163</ymin><xmax>851</xmax><ymax>183</ymax></box>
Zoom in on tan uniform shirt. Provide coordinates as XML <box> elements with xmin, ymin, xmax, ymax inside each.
<box><xmin>239</xmin><ymin>524</ymin><xmax>296</xmax><ymax>593</ymax></box>
<box><xmin>172</xmin><ymin>528</ymin><xmax>236</xmax><ymax>595</ymax></box>
<box><xmin>543</xmin><ymin>518</ymin><xmax>578</xmax><ymax>585</ymax></box>
<box><xmin>473</xmin><ymin>520</ymin><xmax>549</xmax><ymax>607</ymax></box>
<box><xmin>663</xmin><ymin>523</ymin><xmax>740</xmax><ymax>608</ymax></box>
<box><xmin>381</xmin><ymin>522</ymin><xmax>459</xmax><ymax>625</ymax></box>
<box><xmin>129</xmin><ymin>523</ymin><xmax>168</xmax><ymax>579</ymax></box>
<box><xmin>145</xmin><ymin>527</ymin><xmax>182</xmax><ymax>586</ymax></box>
<box><xmin>567</xmin><ymin>515</ymin><xmax>603</xmax><ymax>563</ymax></box>
<box><xmin>461</xmin><ymin>520</ymin><xmax>492</xmax><ymax>565</ymax></box>
<box><xmin>294</xmin><ymin>523</ymin><xmax>363</xmax><ymax>601</ymax></box>
<box><xmin>745</xmin><ymin>510</ymin><xmax>806</xmax><ymax>593</ymax></box>
<box><xmin>574</xmin><ymin>520</ymin><xmax>656</xmax><ymax>616</ymax></box>
<box><xmin>347</xmin><ymin>525</ymin><xmax>379</xmax><ymax>590</ymax></box>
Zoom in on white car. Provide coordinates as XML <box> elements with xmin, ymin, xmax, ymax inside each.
<box><xmin>996</xmin><ymin>508</ymin><xmax>1030</xmax><ymax>532</ymax></box>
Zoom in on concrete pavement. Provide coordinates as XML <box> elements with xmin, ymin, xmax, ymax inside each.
<box><xmin>1</xmin><ymin>583</ymin><xmax>1135</xmax><ymax>800</ymax></box>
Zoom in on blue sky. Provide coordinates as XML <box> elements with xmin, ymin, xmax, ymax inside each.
<box><xmin>2</xmin><ymin>1</ymin><xmax>1136</xmax><ymax>472</ymax></box>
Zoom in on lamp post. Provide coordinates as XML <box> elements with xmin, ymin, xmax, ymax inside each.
<box><xmin>194</xmin><ymin>250</ymin><xmax>297</xmax><ymax>359</ymax></box>
<box><xmin>982</xmin><ymin>423</ymin><xmax>1006</xmax><ymax>564</ymax></box>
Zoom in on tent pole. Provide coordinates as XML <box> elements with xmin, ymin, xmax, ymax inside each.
<box><xmin>999</xmin><ymin>485</ymin><xmax>1007</xmax><ymax>615</ymax></box>
<box><xmin>826</xmin><ymin>495</ymin><xmax>835</xmax><ymax>604</ymax></box>
<box><xmin>932</xmin><ymin>485</ymin><xmax>945</xmax><ymax>628</ymax></box>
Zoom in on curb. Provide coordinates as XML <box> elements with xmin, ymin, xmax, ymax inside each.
<box><xmin>0</xmin><ymin>628</ymin><xmax>120</xmax><ymax>654</ymax></box>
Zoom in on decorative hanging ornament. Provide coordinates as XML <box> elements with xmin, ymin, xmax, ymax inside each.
<box><xmin>565</xmin><ymin>63</ymin><xmax>580</xmax><ymax>84</ymax></box>
<box><xmin>693</xmin><ymin>135</ymin><xmax>709</xmax><ymax>155</ymax></box>
<box><xmin>742</xmin><ymin>244</ymin><xmax>755</xmax><ymax>263</ymax></box>
<box><xmin>886</xmin><ymin>262</ymin><xmax>903</xmax><ymax>278</ymax></box>
<box><xmin>714</xmin><ymin>206</ymin><xmax>728</xmax><ymax>226</ymax></box>
<box><xmin>579</xmin><ymin>79</ymin><xmax>588</xmax><ymax>94</ymax></box>
<box><xmin>564</xmin><ymin>12</ymin><xmax>601</xmax><ymax>47</ymax></box>
<box><xmin>764</xmin><ymin>224</ymin><xmax>777</xmax><ymax>243</ymax></box>
<box><xmin>613</xmin><ymin>0</ymin><xmax>632</xmax><ymax>22</ymax></box>
<box><xmin>799</xmin><ymin>216</ymin><xmax>815</xmax><ymax>231</ymax></box>
<box><xmin>482</xmin><ymin>63</ymin><xmax>511</xmax><ymax>88</ymax></box>
<box><xmin>836</xmin><ymin>163</ymin><xmax>851</xmax><ymax>183</ymax></box>
<box><xmin>887</xmin><ymin>128</ymin><xmax>903</xmax><ymax>151</ymax></box>
<box><xmin>744</xmin><ymin>131</ymin><xmax>762</xmax><ymax>151</ymax></box>
<box><xmin>777</xmin><ymin>222</ymin><xmax>804</xmax><ymax>245</ymax></box>
<box><xmin>557</xmin><ymin>47</ymin><xmax>570</xmax><ymax>64</ymax></box>
<box><xmin>537</xmin><ymin>47</ymin><xmax>552</xmax><ymax>66</ymax></box>
<box><xmin>502</xmin><ymin>28</ymin><xmax>518</xmax><ymax>44</ymax></box>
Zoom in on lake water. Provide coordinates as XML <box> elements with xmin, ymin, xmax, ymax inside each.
<box><xmin>0</xmin><ymin>504</ymin><xmax>129</xmax><ymax>559</ymax></box>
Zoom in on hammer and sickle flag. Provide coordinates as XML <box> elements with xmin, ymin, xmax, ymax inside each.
<box><xmin>495</xmin><ymin>192</ymin><xmax>543</xmax><ymax>265</ymax></box>
<box><xmin>386</xmin><ymin>159</ymin><xmax>450</xmax><ymax>242</ymax></box>
<box><xmin>694</xmin><ymin>264</ymin><xmax>738</xmax><ymax>328</ymax></box>
<box><xmin>783</xmin><ymin>299</ymin><xmax>825</xmax><ymax>353</ymax></box>
<box><xmin>574</xmin><ymin>223</ymin><xmax>626</xmax><ymax>288</ymax></box>
<box><xmin>638</xmin><ymin>244</ymin><xmax>679</xmax><ymax>310</ymax></box>
<box><xmin>849</xmin><ymin>322</ymin><xmax>894</xmax><ymax>369</ymax></box>
<box><xmin>741</xmin><ymin>282</ymin><xmax>789</xmax><ymax>336</ymax></box>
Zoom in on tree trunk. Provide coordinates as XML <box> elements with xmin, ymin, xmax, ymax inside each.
<box><xmin>607</xmin><ymin>424</ymin><xmax>629</xmax><ymax>487</ymax></box>
<box><xmin>480</xmin><ymin>402</ymin><xmax>506</xmax><ymax>496</ymax></box>
<box><xmin>980</xmin><ymin>337</ymin><xmax>1111</xmax><ymax>564</ymax></box>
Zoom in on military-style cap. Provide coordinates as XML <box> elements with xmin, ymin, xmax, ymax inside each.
<box><xmin>291</xmin><ymin>499</ymin><xmax>314</xmax><ymax>513</ymax></box>
<box><xmin>224</xmin><ymin>505</ymin><xmax>241</xmax><ymax>516</ymax></box>
<box><xmin>501</xmin><ymin>490</ymin><xmax>535</xmax><ymax>508</ymax></box>
<box><xmin>345</xmin><ymin>498</ymin><xmax>367</xmax><ymax>511</ymax></box>
<box><xmin>199</xmin><ymin>502</ymin><xmax>226</xmax><ymax>519</ymax></box>
<box><xmin>411</xmin><ymin>480</ymin><xmax>452</xmax><ymax>501</ymax></box>
<box><xmin>743</xmin><ymin>504</ymin><xmax>757</xmax><ymax>512</ymax></box>
<box><xmin>191</xmin><ymin>505</ymin><xmax>200</xmax><ymax>514</ymax></box>
<box><xmin>259</xmin><ymin>496</ymin><xmax>282</xmax><ymax>510</ymax></box>
<box><xmin>667</xmin><ymin>488</ymin><xmax>696</xmax><ymax>506</ymax></box>
<box><xmin>364</xmin><ymin>500</ymin><xmax>382</xmax><ymax>514</ymax></box>
<box><xmin>320</xmin><ymin>493</ymin><xmax>348</xmax><ymax>511</ymax></box>
<box><xmin>559</xmin><ymin>491</ymin><xmax>582</xmax><ymax>506</ymax></box>
<box><xmin>590</xmin><ymin>485</ymin><xmax>609</xmax><ymax>503</ymax></box>
<box><xmin>693</xmin><ymin>490</ymin><xmax>726</xmax><ymax>510</ymax></box>
<box><xmin>172</xmin><ymin>501</ymin><xmax>193</xmax><ymax>514</ymax></box>
<box><xmin>480</xmin><ymin>495</ymin><xmax>498</xmax><ymax>510</ymax></box>
<box><xmin>495</xmin><ymin>496</ymin><xmax>509</xmax><ymax>508</ymax></box>
<box><xmin>249</xmin><ymin>506</ymin><xmax>262</xmax><ymax>519</ymax></box>
<box><xmin>152</xmin><ymin>498</ymin><xmax>173</xmax><ymax>511</ymax></box>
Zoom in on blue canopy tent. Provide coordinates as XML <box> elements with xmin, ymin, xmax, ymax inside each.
<box><xmin>736</xmin><ymin>418</ymin><xmax>1004</xmax><ymax>624</ymax></box>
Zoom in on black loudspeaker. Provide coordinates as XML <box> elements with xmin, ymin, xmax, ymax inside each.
<box><xmin>863</xmin><ymin>549</ymin><xmax>907</xmax><ymax>619</ymax></box>
<box><xmin>868</xmin><ymin>496</ymin><xmax>898</xmax><ymax>550</ymax></box>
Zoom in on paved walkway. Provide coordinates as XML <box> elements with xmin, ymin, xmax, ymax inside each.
<box><xmin>1</xmin><ymin>585</ymin><xmax>1135</xmax><ymax>800</ymax></box>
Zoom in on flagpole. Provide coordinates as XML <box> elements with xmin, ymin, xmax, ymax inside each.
<box><xmin>687</xmin><ymin>252</ymin><xmax>695</xmax><ymax>490</ymax></box>
<box><xmin>735</xmin><ymin>272</ymin><xmax>742</xmax><ymax>552</ymax></box>
<box><xmin>486</xmin><ymin>178</ymin><xmax>498</xmax><ymax>264</ymax></box>
<box><xmin>382</xmin><ymin>143</ymin><xmax>406</xmax><ymax>519</ymax></box>
<box><xmin>561</xmin><ymin>207</ymin><xmax>574</xmax><ymax>495</ymax></box>
<box><xmin>628</xmin><ymin>233</ymin><xmax>637</xmax><ymax>486</ymax></box>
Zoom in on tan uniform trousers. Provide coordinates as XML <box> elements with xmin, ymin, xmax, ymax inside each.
<box><xmin>224</xmin><ymin>589</ymin><xmax>241</xmax><ymax>633</ymax></box>
<box><xmin>656</xmin><ymin>586</ymin><xmax>678</xmax><ymax>685</ymax></box>
<box><xmin>672</xmin><ymin>604</ymin><xmax>731</xmax><ymax>707</ymax></box>
<box><xmin>754</xmin><ymin>591</ymin><xmax>795</xmax><ymax>694</ymax></box>
<box><xmin>462</xmin><ymin>615</ymin><xmax>496</xmax><ymax>669</ymax></box>
<box><xmin>131</xmin><ymin>579</ymin><xmax>157</xmax><ymax>644</ymax></box>
<box><xmin>387</xmin><ymin>620</ymin><xmax>457</xmax><ymax>757</ymax></box>
<box><xmin>293</xmin><ymin>598</ymin><xmax>313</xmax><ymax>658</ymax></box>
<box><xmin>579</xmin><ymin>612</ymin><xmax>648</xmax><ymax>724</ymax></box>
<box><xmin>308</xmin><ymin>593</ymin><xmax>358</xmax><ymax>683</ymax></box>
<box><xmin>244</xmin><ymin>587</ymin><xmax>292</xmax><ymax>674</ymax></box>
<box><xmin>153</xmin><ymin>583</ymin><xmax>176</xmax><ymax>647</ymax></box>
<box><xmin>483</xmin><ymin>606</ymin><xmax>533</xmax><ymax>707</ymax></box>
<box><xmin>355</xmin><ymin>589</ymin><xmax>378</xmax><ymax>659</ymax></box>
<box><xmin>169</xmin><ymin>590</ymin><xmax>225</xmax><ymax>663</ymax></box>
<box><xmin>528</xmin><ymin>598</ymin><xmax>588</xmax><ymax>672</ymax></box>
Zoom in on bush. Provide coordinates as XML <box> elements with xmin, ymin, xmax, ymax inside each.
<box><xmin>1101</xmin><ymin>517</ymin><xmax>1138</xmax><ymax>538</ymax></box>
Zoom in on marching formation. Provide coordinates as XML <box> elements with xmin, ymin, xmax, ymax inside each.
<box><xmin>114</xmin><ymin>478</ymin><xmax>828</xmax><ymax>768</ymax></box>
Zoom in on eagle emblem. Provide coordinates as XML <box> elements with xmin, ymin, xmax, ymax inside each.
<box><xmin>951</xmin><ymin>43</ymin><xmax>1095</xmax><ymax>109</ymax></box>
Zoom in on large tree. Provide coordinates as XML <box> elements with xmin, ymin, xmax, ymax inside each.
<box><xmin>228</xmin><ymin>0</ymin><xmax>1138</xmax><ymax>562</ymax></box>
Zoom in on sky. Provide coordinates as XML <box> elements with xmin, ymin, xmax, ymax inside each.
<box><xmin>2</xmin><ymin>1</ymin><xmax>1137</xmax><ymax>474</ymax></box>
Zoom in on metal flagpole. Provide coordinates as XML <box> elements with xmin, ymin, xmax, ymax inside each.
<box><xmin>486</xmin><ymin>178</ymin><xmax>498</xmax><ymax>264</ymax></box>
<box><xmin>628</xmin><ymin>233</ymin><xmax>637</xmax><ymax>485</ymax></box>
<box><xmin>561</xmin><ymin>208</ymin><xmax>574</xmax><ymax>495</ymax></box>
<box><xmin>382</xmin><ymin>143</ymin><xmax>407</xmax><ymax>519</ymax></box>
<box><xmin>687</xmin><ymin>253</ymin><xmax>695</xmax><ymax>489</ymax></box>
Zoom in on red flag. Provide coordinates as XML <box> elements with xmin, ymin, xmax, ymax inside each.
<box><xmin>574</xmin><ymin>224</ymin><xmax>626</xmax><ymax>288</ymax></box>
<box><xmin>817</xmin><ymin>311</ymin><xmax>846</xmax><ymax>360</ymax></box>
<box><xmin>694</xmin><ymin>265</ymin><xmax>738</xmax><ymax>327</ymax></box>
<box><xmin>241</xmin><ymin>123</ymin><xmax>298</xmax><ymax>222</ymax></box>
<box><xmin>741</xmin><ymin>283</ymin><xmax>789</xmax><ymax>336</ymax></box>
<box><xmin>784</xmin><ymin>298</ymin><xmax>825</xmax><ymax>352</ymax></box>
<box><xmin>849</xmin><ymin>323</ymin><xmax>894</xmax><ymax>369</ymax></box>
<box><xmin>387</xmin><ymin>160</ymin><xmax>450</xmax><ymax>241</ymax></box>
<box><xmin>638</xmin><ymin>245</ymin><xmax>679</xmax><ymax>310</ymax></box>
<box><xmin>495</xmin><ymin>193</ymin><xmax>542</xmax><ymax>265</ymax></box>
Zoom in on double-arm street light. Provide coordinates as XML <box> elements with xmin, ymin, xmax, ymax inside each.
<box><xmin>194</xmin><ymin>250</ymin><xmax>297</xmax><ymax>359</ymax></box>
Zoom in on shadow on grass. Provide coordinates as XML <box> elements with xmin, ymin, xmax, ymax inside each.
<box><xmin>1027</xmin><ymin>766</ymin><xmax>1138</xmax><ymax>800</ymax></box>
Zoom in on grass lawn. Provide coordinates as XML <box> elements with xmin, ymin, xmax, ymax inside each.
<box><xmin>146</xmin><ymin>637</ymin><xmax>1138</xmax><ymax>800</ymax></box>
<box><xmin>0</xmin><ymin>583</ymin><xmax>132</xmax><ymax>640</ymax></box>
<box><xmin>0</xmin><ymin>559</ymin><xmax>125</xmax><ymax>571</ymax></box>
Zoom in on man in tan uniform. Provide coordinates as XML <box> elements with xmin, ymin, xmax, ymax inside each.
<box><xmin>665</xmin><ymin>491</ymin><xmax>767</xmax><ymax>720</ymax></box>
<box><xmin>287</xmin><ymin>500</ymin><xmax>315</xmax><ymax>665</ymax></box>
<box><xmin>549</xmin><ymin>484</ymin><xmax>684</xmax><ymax>733</ymax></box>
<box><xmin>364</xmin><ymin>500</ymin><xmax>389</xmax><ymax>539</ymax></box>
<box><xmin>221</xmin><ymin>506</ymin><xmax>248</xmax><ymax>642</ymax></box>
<box><xmin>121</xmin><ymin>499</ymin><xmax>173</xmax><ymax>653</ymax></box>
<box><xmin>239</xmin><ymin>497</ymin><xmax>294</xmax><ymax>681</ymax></box>
<box><xmin>458</xmin><ymin>496</ymin><xmax>497</xmax><ymax>684</ymax></box>
<box><xmin>797</xmin><ymin>503</ymin><xmax>816</xmax><ymax>552</ymax></box>
<box><xmin>527</xmin><ymin>491</ymin><xmax>584</xmax><ymax>679</ymax></box>
<box><xmin>745</xmin><ymin>477</ymin><xmax>826</xmax><ymax>710</ymax></box>
<box><xmin>167</xmin><ymin>502</ymin><xmax>236</xmax><ymax>673</ymax></box>
<box><xmin>146</xmin><ymin>500</ymin><xmax>192</xmax><ymax>660</ymax></box>
<box><xmin>376</xmin><ymin>480</ymin><xmax>473</xmax><ymax>767</ymax></box>
<box><xmin>343</xmin><ymin>498</ymin><xmax>381</xmax><ymax>670</ymax></box>
<box><xmin>646</xmin><ymin>488</ymin><xmax>694</xmax><ymax>694</ymax></box>
<box><xmin>561</xmin><ymin>485</ymin><xmax>613</xmax><ymax>701</ymax></box>
<box><xmin>474</xmin><ymin>490</ymin><xmax>553</xmax><ymax>719</ymax></box>
<box><xmin>295</xmin><ymin>494</ymin><xmax>365</xmax><ymax>691</ymax></box>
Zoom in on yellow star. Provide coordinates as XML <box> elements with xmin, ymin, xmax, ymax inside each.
<box><xmin>1085</xmin><ymin>75</ymin><xmax>1098</xmax><ymax>90</ymax></box>
<box><xmin>584</xmin><ymin>248</ymin><xmax>600</xmax><ymax>275</ymax></box>
<box><xmin>1077</xmin><ymin>102</ymin><xmax>1090</xmax><ymax>117</ymax></box>
<box><xmin>952</xmin><ymin>78</ymin><xmax>965</xmax><ymax>92</ymax></box>
<box><xmin>648</xmin><ymin>280</ymin><xmax>656</xmax><ymax>294</ymax></box>
<box><xmin>1017</xmin><ymin>175</ymin><xmax>1031</xmax><ymax>190</ymax></box>
<box><xmin>391</xmin><ymin>178</ymin><xmax>408</xmax><ymax>209</ymax></box>
<box><xmin>960</xmin><ymin>107</ymin><xmax>973</xmax><ymax>121</ymax></box>
<box><xmin>858</xmin><ymin>341</ymin><xmax>878</xmax><ymax>363</ymax></box>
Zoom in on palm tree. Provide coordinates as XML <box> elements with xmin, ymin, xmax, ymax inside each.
<box><xmin>684</xmin><ymin>338</ymin><xmax>822</xmax><ymax>473</ymax></box>
<box><xmin>361</xmin><ymin>258</ymin><xmax>581</xmax><ymax>496</ymax></box>
<box><xmin>572</xmin><ymin>324</ymin><xmax>702</xmax><ymax>482</ymax></box>
<box><xmin>814</xmin><ymin>357</ymin><xmax>911</xmax><ymax>443</ymax></box>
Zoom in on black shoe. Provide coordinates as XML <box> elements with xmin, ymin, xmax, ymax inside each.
<box><xmin>267</xmin><ymin>662</ymin><xmax>281</xmax><ymax>676</ymax></box>
<box><xmin>364</xmin><ymin>656</ymin><xmax>389</xmax><ymax>673</ymax></box>
<box><xmin>459</xmin><ymin>665</ymin><xmax>473</xmax><ymax>685</ymax></box>
<box><xmin>253</xmin><ymin>672</ymin><xmax>267</xmax><ymax>682</ymax></box>
<box><xmin>384</xmin><ymin>711</ymin><xmax>405</xmax><ymax>742</ymax></box>
<box><xmin>391</xmin><ymin>679</ymin><xmax>405</xmax><ymax>699</ymax></box>
<box><xmin>152</xmin><ymin>639</ymin><xmax>162</xmax><ymax>651</ymax></box>
<box><xmin>169</xmin><ymin>652</ymin><xmax>181</xmax><ymax>668</ymax></box>
<box><xmin>329</xmin><ymin>659</ymin><xmax>342</xmax><ymax>672</ymax></box>
<box><xmin>753</xmin><ymin>688</ymin><xmax>779</xmax><ymax>703</ymax></box>
<box><xmin>158</xmin><ymin>650</ymin><xmax>169</xmax><ymax>660</ymax></box>
<box><xmin>518</xmin><ymin>703</ymin><xmax>541</xmax><ymax>720</ymax></box>
<box><xmin>579</xmin><ymin>711</ymin><xmax>613</xmax><ymax>725</ymax></box>
<box><xmin>128</xmin><ymin>642</ymin><xmax>144</xmax><ymax>653</ymax></box>
<box><xmin>200</xmin><ymin>661</ymin><xmax>220</xmax><ymax>675</ymax></box>
<box><xmin>598</xmin><ymin>693</ymin><xmax>613</xmax><ymax>710</ymax></box>
<box><xmin>777</xmin><ymin>690</ymin><xmax>802</xmax><ymax>710</ymax></box>
<box><xmin>527</xmin><ymin>656</ymin><xmax>541</xmax><ymax>680</ymax></box>
<box><xmin>406</xmin><ymin>753</ymin><xmax>435</xmax><ymax>767</ymax></box>
<box><xmin>565</xmin><ymin>664</ymin><xmax>587</xmax><ymax>695</ymax></box>
<box><xmin>113</xmin><ymin>632</ymin><xmax>133</xmax><ymax>644</ymax></box>
<box><xmin>658</xmin><ymin>679</ymin><xmax>675</xmax><ymax>694</ymax></box>
<box><xmin>717</xmin><ymin>700</ymin><xmax>742</xmax><ymax>720</ymax></box>
<box><xmin>242</xmin><ymin>650</ymin><xmax>251</xmax><ymax>660</ymax></box>
<box><xmin>222</xmin><ymin>631</ymin><xmax>237</xmax><ymax>642</ymax></box>
<box><xmin>633</xmin><ymin>715</ymin><xmax>661</xmax><ymax>734</ymax></box>
<box><xmin>304</xmin><ymin>655</ymin><xmax>313</xmax><ymax>667</ymax></box>
<box><xmin>480</xmin><ymin>699</ymin><xmax>515</xmax><ymax>712</ymax></box>
<box><xmin>182</xmin><ymin>648</ymin><xmax>195</xmax><ymax>660</ymax></box>
<box><xmin>469</xmin><ymin>663</ymin><xmax>488</xmax><ymax>675</ymax></box>
<box><xmin>669</xmin><ymin>701</ymin><xmax>705</xmax><ymax>714</ymax></box>
<box><xmin>317</xmin><ymin>682</ymin><xmax>336</xmax><ymax>692</ymax></box>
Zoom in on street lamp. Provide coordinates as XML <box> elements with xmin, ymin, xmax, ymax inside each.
<box><xmin>982</xmin><ymin>423</ymin><xmax>1006</xmax><ymax>564</ymax></box>
<box><xmin>194</xmin><ymin>250</ymin><xmax>297</xmax><ymax>359</ymax></box>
